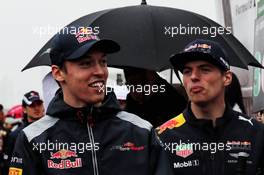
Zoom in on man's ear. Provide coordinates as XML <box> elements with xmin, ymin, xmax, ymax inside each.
<box><xmin>51</xmin><ymin>65</ymin><xmax>65</xmax><ymax>82</ymax></box>
<box><xmin>223</xmin><ymin>71</ymin><xmax>232</xmax><ymax>86</ymax></box>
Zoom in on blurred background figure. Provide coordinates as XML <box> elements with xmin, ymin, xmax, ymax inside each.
<box><xmin>2</xmin><ymin>91</ymin><xmax>45</xmax><ymax>175</ymax></box>
<box><xmin>0</xmin><ymin>104</ymin><xmax>6</xmax><ymax>175</ymax></box>
<box><xmin>21</xmin><ymin>90</ymin><xmax>45</xmax><ymax>123</ymax></box>
<box><xmin>0</xmin><ymin>105</ymin><xmax>4</xmax><ymax>126</ymax></box>
<box><xmin>124</xmin><ymin>67</ymin><xmax>188</xmax><ymax>127</ymax></box>
<box><xmin>3</xmin><ymin>117</ymin><xmax>22</xmax><ymax>132</ymax></box>
<box><xmin>225</xmin><ymin>73</ymin><xmax>246</xmax><ymax>114</ymax></box>
<box><xmin>112</xmin><ymin>85</ymin><xmax>129</xmax><ymax>110</ymax></box>
<box><xmin>0</xmin><ymin>105</ymin><xmax>22</xmax><ymax>175</ymax></box>
<box><xmin>255</xmin><ymin>110</ymin><xmax>264</xmax><ymax>124</ymax></box>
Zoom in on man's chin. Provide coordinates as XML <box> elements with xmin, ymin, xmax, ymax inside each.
<box><xmin>87</xmin><ymin>94</ymin><xmax>105</xmax><ymax>106</ymax></box>
<box><xmin>191</xmin><ymin>100</ymin><xmax>208</xmax><ymax>107</ymax></box>
<box><xmin>28</xmin><ymin>115</ymin><xmax>43</xmax><ymax>121</ymax></box>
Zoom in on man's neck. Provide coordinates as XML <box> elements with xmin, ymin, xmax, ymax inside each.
<box><xmin>191</xmin><ymin>100</ymin><xmax>226</xmax><ymax>126</ymax></box>
<box><xmin>27</xmin><ymin>116</ymin><xmax>38</xmax><ymax>123</ymax></box>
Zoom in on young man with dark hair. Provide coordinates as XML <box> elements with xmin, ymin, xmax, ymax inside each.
<box><xmin>21</xmin><ymin>91</ymin><xmax>45</xmax><ymax>122</ymax></box>
<box><xmin>9</xmin><ymin>28</ymin><xmax>172</xmax><ymax>175</ymax></box>
<box><xmin>3</xmin><ymin>91</ymin><xmax>45</xmax><ymax>175</ymax></box>
<box><xmin>157</xmin><ymin>39</ymin><xmax>264</xmax><ymax>175</ymax></box>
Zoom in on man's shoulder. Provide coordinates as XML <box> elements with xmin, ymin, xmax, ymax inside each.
<box><xmin>22</xmin><ymin>115</ymin><xmax>59</xmax><ymax>142</ymax></box>
<box><xmin>232</xmin><ymin>110</ymin><xmax>264</xmax><ymax>128</ymax></box>
<box><xmin>9</xmin><ymin>124</ymin><xmax>25</xmax><ymax>139</ymax></box>
<box><xmin>116</xmin><ymin>111</ymin><xmax>153</xmax><ymax>131</ymax></box>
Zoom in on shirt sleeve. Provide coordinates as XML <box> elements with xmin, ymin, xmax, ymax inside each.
<box><xmin>149</xmin><ymin>128</ymin><xmax>174</xmax><ymax>175</ymax></box>
<box><xmin>8</xmin><ymin>131</ymin><xmax>43</xmax><ymax>175</ymax></box>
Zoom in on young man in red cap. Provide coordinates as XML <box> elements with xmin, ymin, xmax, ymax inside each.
<box><xmin>9</xmin><ymin>27</ymin><xmax>173</xmax><ymax>175</ymax></box>
<box><xmin>157</xmin><ymin>39</ymin><xmax>264</xmax><ymax>175</ymax></box>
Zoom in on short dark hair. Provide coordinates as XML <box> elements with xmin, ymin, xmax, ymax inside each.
<box><xmin>0</xmin><ymin>104</ymin><xmax>3</xmax><ymax>111</ymax></box>
<box><xmin>225</xmin><ymin>73</ymin><xmax>246</xmax><ymax>114</ymax></box>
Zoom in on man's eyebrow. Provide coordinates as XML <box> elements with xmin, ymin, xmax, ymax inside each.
<box><xmin>183</xmin><ymin>63</ymin><xmax>213</xmax><ymax>69</ymax></box>
<box><xmin>83</xmin><ymin>52</ymin><xmax>107</xmax><ymax>58</ymax></box>
<box><xmin>198</xmin><ymin>64</ymin><xmax>214</xmax><ymax>69</ymax></box>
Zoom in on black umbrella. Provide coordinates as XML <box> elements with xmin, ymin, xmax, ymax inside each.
<box><xmin>22</xmin><ymin>2</ymin><xmax>263</xmax><ymax>72</ymax></box>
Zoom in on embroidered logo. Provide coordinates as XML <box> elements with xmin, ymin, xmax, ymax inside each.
<box><xmin>157</xmin><ymin>113</ymin><xmax>186</xmax><ymax>134</ymax></box>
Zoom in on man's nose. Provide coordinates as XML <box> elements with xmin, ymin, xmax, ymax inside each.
<box><xmin>93</xmin><ymin>63</ymin><xmax>105</xmax><ymax>75</ymax></box>
<box><xmin>190</xmin><ymin>69</ymin><xmax>200</xmax><ymax>81</ymax></box>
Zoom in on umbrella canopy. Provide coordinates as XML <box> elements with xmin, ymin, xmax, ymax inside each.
<box><xmin>22</xmin><ymin>4</ymin><xmax>263</xmax><ymax>72</ymax></box>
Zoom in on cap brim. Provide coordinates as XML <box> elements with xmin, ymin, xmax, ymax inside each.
<box><xmin>67</xmin><ymin>39</ymin><xmax>120</xmax><ymax>59</ymax></box>
<box><xmin>23</xmin><ymin>98</ymin><xmax>43</xmax><ymax>106</ymax></box>
<box><xmin>170</xmin><ymin>52</ymin><xmax>223</xmax><ymax>72</ymax></box>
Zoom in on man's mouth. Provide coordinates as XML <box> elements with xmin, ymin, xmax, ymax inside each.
<box><xmin>89</xmin><ymin>81</ymin><xmax>104</xmax><ymax>87</ymax></box>
<box><xmin>88</xmin><ymin>81</ymin><xmax>105</xmax><ymax>93</ymax></box>
<box><xmin>190</xmin><ymin>86</ymin><xmax>203</xmax><ymax>93</ymax></box>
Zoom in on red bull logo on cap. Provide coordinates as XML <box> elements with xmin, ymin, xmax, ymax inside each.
<box><xmin>157</xmin><ymin>113</ymin><xmax>186</xmax><ymax>134</ymax></box>
<box><xmin>50</xmin><ymin>149</ymin><xmax>77</xmax><ymax>159</ymax></box>
<box><xmin>75</xmin><ymin>27</ymin><xmax>99</xmax><ymax>44</ymax></box>
<box><xmin>198</xmin><ymin>43</ymin><xmax>211</xmax><ymax>49</ymax></box>
<box><xmin>184</xmin><ymin>43</ymin><xmax>211</xmax><ymax>52</ymax></box>
<box><xmin>75</xmin><ymin>28</ymin><xmax>92</xmax><ymax>37</ymax></box>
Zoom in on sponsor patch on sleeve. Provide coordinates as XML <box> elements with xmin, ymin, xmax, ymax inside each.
<box><xmin>157</xmin><ymin>113</ymin><xmax>186</xmax><ymax>134</ymax></box>
<box><xmin>8</xmin><ymin>167</ymin><xmax>23</xmax><ymax>175</ymax></box>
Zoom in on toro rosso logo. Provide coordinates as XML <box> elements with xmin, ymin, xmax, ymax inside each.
<box><xmin>110</xmin><ymin>142</ymin><xmax>145</xmax><ymax>151</ymax></box>
<box><xmin>157</xmin><ymin>113</ymin><xmax>186</xmax><ymax>134</ymax></box>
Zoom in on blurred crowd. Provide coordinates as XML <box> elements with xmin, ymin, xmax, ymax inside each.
<box><xmin>0</xmin><ymin>91</ymin><xmax>45</xmax><ymax>175</ymax></box>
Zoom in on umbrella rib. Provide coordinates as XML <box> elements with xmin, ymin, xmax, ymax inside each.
<box><xmin>147</xmin><ymin>6</ymin><xmax>159</xmax><ymax>71</ymax></box>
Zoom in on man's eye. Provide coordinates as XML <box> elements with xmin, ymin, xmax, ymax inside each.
<box><xmin>182</xmin><ymin>69</ymin><xmax>191</xmax><ymax>75</ymax></box>
<box><xmin>100</xmin><ymin>59</ymin><xmax>107</xmax><ymax>65</ymax></box>
<box><xmin>201</xmin><ymin>68</ymin><xmax>211</xmax><ymax>72</ymax></box>
<box><xmin>79</xmin><ymin>61</ymin><xmax>92</xmax><ymax>66</ymax></box>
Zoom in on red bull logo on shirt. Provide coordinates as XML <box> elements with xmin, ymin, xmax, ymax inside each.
<box><xmin>48</xmin><ymin>149</ymin><xmax>82</xmax><ymax>169</ymax></box>
<box><xmin>47</xmin><ymin>158</ymin><xmax>82</xmax><ymax>169</ymax></box>
<box><xmin>50</xmin><ymin>149</ymin><xmax>78</xmax><ymax>159</ymax></box>
<box><xmin>157</xmin><ymin>113</ymin><xmax>186</xmax><ymax>134</ymax></box>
